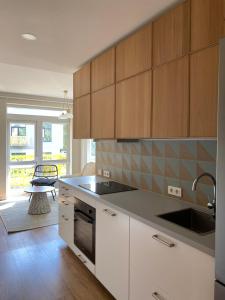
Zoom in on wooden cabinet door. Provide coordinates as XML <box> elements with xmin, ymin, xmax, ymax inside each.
<box><xmin>116</xmin><ymin>71</ymin><xmax>152</xmax><ymax>138</ymax></box>
<box><xmin>130</xmin><ymin>218</ymin><xmax>214</xmax><ymax>300</ymax></box>
<box><xmin>152</xmin><ymin>56</ymin><xmax>189</xmax><ymax>138</ymax></box>
<box><xmin>116</xmin><ymin>24</ymin><xmax>152</xmax><ymax>81</ymax></box>
<box><xmin>91</xmin><ymin>48</ymin><xmax>115</xmax><ymax>92</ymax></box>
<box><xmin>73</xmin><ymin>63</ymin><xmax>90</xmax><ymax>98</ymax></box>
<box><xmin>91</xmin><ymin>85</ymin><xmax>115</xmax><ymax>139</ymax></box>
<box><xmin>191</xmin><ymin>0</ymin><xmax>224</xmax><ymax>51</ymax></box>
<box><xmin>153</xmin><ymin>1</ymin><xmax>190</xmax><ymax>66</ymax></box>
<box><xmin>73</xmin><ymin>94</ymin><xmax>90</xmax><ymax>138</ymax></box>
<box><xmin>190</xmin><ymin>46</ymin><xmax>218</xmax><ymax>137</ymax></box>
<box><xmin>96</xmin><ymin>202</ymin><xmax>129</xmax><ymax>300</ymax></box>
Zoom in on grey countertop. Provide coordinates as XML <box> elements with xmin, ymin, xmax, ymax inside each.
<box><xmin>59</xmin><ymin>176</ymin><xmax>215</xmax><ymax>257</ymax></box>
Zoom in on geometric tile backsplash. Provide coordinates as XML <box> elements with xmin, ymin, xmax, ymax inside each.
<box><xmin>96</xmin><ymin>140</ymin><xmax>217</xmax><ymax>207</ymax></box>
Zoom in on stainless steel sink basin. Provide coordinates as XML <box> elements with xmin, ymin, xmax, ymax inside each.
<box><xmin>158</xmin><ymin>208</ymin><xmax>215</xmax><ymax>235</ymax></box>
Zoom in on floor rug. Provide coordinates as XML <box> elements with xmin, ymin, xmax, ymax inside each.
<box><xmin>0</xmin><ymin>198</ymin><xmax>58</xmax><ymax>233</ymax></box>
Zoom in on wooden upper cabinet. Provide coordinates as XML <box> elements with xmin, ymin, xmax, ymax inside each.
<box><xmin>191</xmin><ymin>0</ymin><xmax>224</xmax><ymax>52</ymax></box>
<box><xmin>190</xmin><ymin>46</ymin><xmax>218</xmax><ymax>137</ymax></box>
<box><xmin>116</xmin><ymin>24</ymin><xmax>152</xmax><ymax>82</ymax></box>
<box><xmin>73</xmin><ymin>63</ymin><xmax>90</xmax><ymax>98</ymax></box>
<box><xmin>73</xmin><ymin>94</ymin><xmax>91</xmax><ymax>139</ymax></box>
<box><xmin>92</xmin><ymin>85</ymin><xmax>115</xmax><ymax>139</ymax></box>
<box><xmin>153</xmin><ymin>1</ymin><xmax>190</xmax><ymax>66</ymax></box>
<box><xmin>91</xmin><ymin>48</ymin><xmax>115</xmax><ymax>92</ymax></box>
<box><xmin>116</xmin><ymin>71</ymin><xmax>152</xmax><ymax>138</ymax></box>
<box><xmin>152</xmin><ymin>56</ymin><xmax>189</xmax><ymax>138</ymax></box>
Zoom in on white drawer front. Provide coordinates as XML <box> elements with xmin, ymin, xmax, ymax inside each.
<box><xmin>130</xmin><ymin>218</ymin><xmax>214</xmax><ymax>300</ymax></box>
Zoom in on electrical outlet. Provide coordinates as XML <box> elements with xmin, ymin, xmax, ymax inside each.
<box><xmin>97</xmin><ymin>168</ymin><xmax>102</xmax><ymax>176</ymax></box>
<box><xmin>103</xmin><ymin>170</ymin><xmax>110</xmax><ymax>178</ymax></box>
<box><xmin>168</xmin><ymin>185</ymin><xmax>182</xmax><ymax>198</ymax></box>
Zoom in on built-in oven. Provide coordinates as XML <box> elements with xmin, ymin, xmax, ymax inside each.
<box><xmin>74</xmin><ymin>198</ymin><xmax>96</xmax><ymax>264</ymax></box>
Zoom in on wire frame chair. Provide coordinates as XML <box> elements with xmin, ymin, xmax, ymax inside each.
<box><xmin>30</xmin><ymin>164</ymin><xmax>58</xmax><ymax>201</ymax></box>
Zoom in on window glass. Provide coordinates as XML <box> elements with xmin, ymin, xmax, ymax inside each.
<box><xmin>42</xmin><ymin>122</ymin><xmax>68</xmax><ymax>160</ymax></box>
<box><xmin>43</xmin><ymin>123</ymin><xmax>52</xmax><ymax>142</ymax></box>
<box><xmin>9</xmin><ymin>123</ymin><xmax>35</xmax><ymax>162</ymax></box>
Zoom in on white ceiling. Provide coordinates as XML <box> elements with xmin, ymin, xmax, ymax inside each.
<box><xmin>0</xmin><ymin>0</ymin><xmax>180</xmax><ymax>98</ymax></box>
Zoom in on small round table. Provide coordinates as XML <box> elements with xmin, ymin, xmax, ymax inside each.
<box><xmin>24</xmin><ymin>186</ymin><xmax>55</xmax><ymax>215</ymax></box>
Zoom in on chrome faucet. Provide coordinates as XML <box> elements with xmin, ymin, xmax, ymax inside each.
<box><xmin>192</xmin><ymin>172</ymin><xmax>216</xmax><ymax>217</ymax></box>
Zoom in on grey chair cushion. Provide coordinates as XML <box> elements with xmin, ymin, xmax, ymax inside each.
<box><xmin>31</xmin><ymin>178</ymin><xmax>57</xmax><ymax>186</ymax></box>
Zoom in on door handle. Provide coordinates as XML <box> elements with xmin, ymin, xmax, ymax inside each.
<box><xmin>152</xmin><ymin>234</ymin><xmax>175</xmax><ymax>248</ymax></box>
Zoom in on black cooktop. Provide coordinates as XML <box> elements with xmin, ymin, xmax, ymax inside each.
<box><xmin>79</xmin><ymin>181</ymin><xmax>137</xmax><ymax>195</ymax></box>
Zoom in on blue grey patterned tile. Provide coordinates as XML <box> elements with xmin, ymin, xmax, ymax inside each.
<box><xmin>122</xmin><ymin>154</ymin><xmax>131</xmax><ymax>170</ymax></box>
<box><xmin>131</xmin><ymin>154</ymin><xmax>141</xmax><ymax>171</ymax></box>
<box><xmin>141</xmin><ymin>156</ymin><xmax>152</xmax><ymax>173</ymax></box>
<box><xmin>130</xmin><ymin>171</ymin><xmax>141</xmax><ymax>187</ymax></box>
<box><xmin>197</xmin><ymin>140</ymin><xmax>217</xmax><ymax>162</ymax></box>
<box><xmin>197</xmin><ymin>162</ymin><xmax>216</xmax><ymax>184</ymax></box>
<box><xmin>165</xmin><ymin>158</ymin><xmax>179</xmax><ymax>178</ymax></box>
<box><xmin>165</xmin><ymin>141</ymin><xmax>180</xmax><ymax>158</ymax></box>
<box><xmin>152</xmin><ymin>175</ymin><xmax>165</xmax><ymax>194</ymax></box>
<box><xmin>122</xmin><ymin>170</ymin><xmax>132</xmax><ymax>185</ymax></box>
<box><xmin>152</xmin><ymin>157</ymin><xmax>165</xmax><ymax>176</ymax></box>
<box><xmin>152</xmin><ymin>141</ymin><xmax>165</xmax><ymax>157</ymax></box>
<box><xmin>180</xmin><ymin>160</ymin><xmax>197</xmax><ymax>181</ymax></box>
<box><xmin>141</xmin><ymin>141</ymin><xmax>152</xmax><ymax>156</ymax></box>
<box><xmin>180</xmin><ymin>140</ymin><xmax>197</xmax><ymax>160</ymax></box>
<box><xmin>140</xmin><ymin>173</ymin><xmax>152</xmax><ymax>190</ymax></box>
<box><xmin>130</xmin><ymin>142</ymin><xmax>142</xmax><ymax>155</ymax></box>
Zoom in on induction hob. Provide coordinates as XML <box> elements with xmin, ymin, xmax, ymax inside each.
<box><xmin>79</xmin><ymin>181</ymin><xmax>137</xmax><ymax>195</ymax></box>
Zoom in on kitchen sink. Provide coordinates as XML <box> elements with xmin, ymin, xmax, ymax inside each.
<box><xmin>158</xmin><ymin>208</ymin><xmax>215</xmax><ymax>235</ymax></box>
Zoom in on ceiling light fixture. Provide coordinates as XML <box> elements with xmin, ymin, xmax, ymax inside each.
<box><xmin>21</xmin><ymin>33</ymin><xmax>37</xmax><ymax>41</ymax></box>
<box><xmin>58</xmin><ymin>90</ymin><xmax>73</xmax><ymax>120</ymax></box>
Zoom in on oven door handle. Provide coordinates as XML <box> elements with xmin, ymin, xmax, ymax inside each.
<box><xmin>74</xmin><ymin>210</ymin><xmax>94</xmax><ymax>224</ymax></box>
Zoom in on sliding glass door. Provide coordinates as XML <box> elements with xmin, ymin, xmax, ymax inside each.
<box><xmin>7</xmin><ymin>116</ymin><xmax>70</xmax><ymax>193</ymax></box>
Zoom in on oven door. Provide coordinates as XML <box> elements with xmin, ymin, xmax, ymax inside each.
<box><xmin>74</xmin><ymin>209</ymin><xmax>95</xmax><ymax>264</ymax></box>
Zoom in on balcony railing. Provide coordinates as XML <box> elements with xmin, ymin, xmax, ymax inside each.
<box><xmin>10</xmin><ymin>136</ymin><xmax>30</xmax><ymax>146</ymax></box>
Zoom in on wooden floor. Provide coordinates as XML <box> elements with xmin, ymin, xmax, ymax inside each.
<box><xmin>0</xmin><ymin>219</ymin><xmax>114</xmax><ymax>300</ymax></box>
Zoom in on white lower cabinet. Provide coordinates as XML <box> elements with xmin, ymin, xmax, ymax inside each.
<box><xmin>96</xmin><ymin>202</ymin><xmax>129</xmax><ymax>300</ymax></box>
<box><xmin>58</xmin><ymin>196</ymin><xmax>74</xmax><ymax>247</ymax></box>
<box><xmin>130</xmin><ymin>218</ymin><xmax>215</xmax><ymax>300</ymax></box>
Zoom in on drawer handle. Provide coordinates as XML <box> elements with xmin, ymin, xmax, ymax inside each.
<box><xmin>103</xmin><ymin>208</ymin><xmax>116</xmax><ymax>217</ymax></box>
<box><xmin>152</xmin><ymin>234</ymin><xmax>175</xmax><ymax>248</ymax></box>
<box><xmin>61</xmin><ymin>215</ymin><xmax>69</xmax><ymax>221</ymax></box>
<box><xmin>77</xmin><ymin>254</ymin><xmax>87</xmax><ymax>264</ymax></box>
<box><xmin>62</xmin><ymin>200</ymin><xmax>69</xmax><ymax>205</ymax></box>
<box><xmin>62</xmin><ymin>194</ymin><xmax>70</xmax><ymax>198</ymax></box>
<box><xmin>152</xmin><ymin>292</ymin><xmax>163</xmax><ymax>300</ymax></box>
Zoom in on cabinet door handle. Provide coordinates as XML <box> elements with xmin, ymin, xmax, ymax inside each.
<box><xmin>152</xmin><ymin>292</ymin><xmax>163</xmax><ymax>300</ymax></box>
<box><xmin>152</xmin><ymin>234</ymin><xmax>175</xmax><ymax>248</ymax></box>
<box><xmin>77</xmin><ymin>254</ymin><xmax>87</xmax><ymax>264</ymax></box>
<box><xmin>103</xmin><ymin>208</ymin><xmax>117</xmax><ymax>217</ymax></box>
